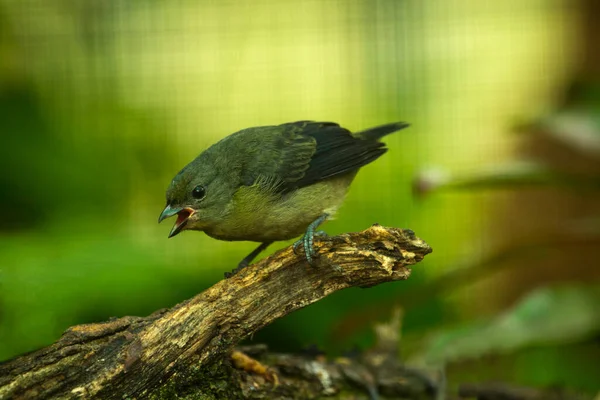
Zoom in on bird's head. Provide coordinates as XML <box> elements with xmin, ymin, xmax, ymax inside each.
<box><xmin>158</xmin><ymin>156</ymin><xmax>233</xmax><ymax>238</ymax></box>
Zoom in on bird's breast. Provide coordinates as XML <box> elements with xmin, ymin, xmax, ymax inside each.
<box><xmin>205</xmin><ymin>174</ymin><xmax>355</xmax><ymax>242</ymax></box>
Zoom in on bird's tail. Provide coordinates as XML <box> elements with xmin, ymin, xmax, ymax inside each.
<box><xmin>355</xmin><ymin>121</ymin><xmax>410</xmax><ymax>141</ymax></box>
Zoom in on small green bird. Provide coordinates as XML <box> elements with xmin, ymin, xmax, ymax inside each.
<box><xmin>159</xmin><ymin>120</ymin><xmax>409</xmax><ymax>274</ymax></box>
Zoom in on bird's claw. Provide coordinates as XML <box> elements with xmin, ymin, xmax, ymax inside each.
<box><xmin>225</xmin><ymin>260</ymin><xmax>249</xmax><ymax>278</ymax></box>
<box><xmin>293</xmin><ymin>238</ymin><xmax>303</xmax><ymax>253</ymax></box>
<box><xmin>292</xmin><ymin>232</ymin><xmax>318</xmax><ymax>266</ymax></box>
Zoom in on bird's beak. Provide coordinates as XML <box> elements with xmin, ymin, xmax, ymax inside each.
<box><xmin>158</xmin><ymin>205</ymin><xmax>195</xmax><ymax>238</ymax></box>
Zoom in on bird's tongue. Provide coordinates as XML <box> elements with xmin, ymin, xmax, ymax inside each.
<box><xmin>176</xmin><ymin>211</ymin><xmax>190</xmax><ymax>227</ymax></box>
<box><xmin>168</xmin><ymin>208</ymin><xmax>194</xmax><ymax>238</ymax></box>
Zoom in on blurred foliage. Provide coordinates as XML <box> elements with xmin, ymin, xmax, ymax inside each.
<box><xmin>404</xmin><ymin>72</ymin><xmax>600</xmax><ymax>394</ymax></box>
<box><xmin>421</xmin><ymin>284</ymin><xmax>600</xmax><ymax>364</ymax></box>
<box><xmin>415</xmin><ymin>161</ymin><xmax>600</xmax><ymax>194</ymax></box>
<box><xmin>0</xmin><ymin>0</ymin><xmax>598</xmax><ymax>396</ymax></box>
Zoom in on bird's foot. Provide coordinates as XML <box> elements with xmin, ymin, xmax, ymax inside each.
<box><xmin>292</xmin><ymin>237</ymin><xmax>306</xmax><ymax>255</ymax></box>
<box><xmin>292</xmin><ymin>214</ymin><xmax>329</xmax><ymax>266</ymax></box>
<box><xmin>224</xmin><ymin>260</ymin><xmax>249</xmax><ymax>278</ymax></box>
<box><xmin>293</xmin><ymin>231</ymin><xmax>328</xmax><ymax>259</ymax></box>
<box><xmin>292</xmin><ymin>233</ymin><xmax>318</xmax><ymax>266</ymax></box>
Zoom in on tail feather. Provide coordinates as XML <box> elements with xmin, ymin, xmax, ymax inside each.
<box><xmin>355</xmin><ymin>121</ymin><xmax>410</xmax><ymax>141</ymax></box>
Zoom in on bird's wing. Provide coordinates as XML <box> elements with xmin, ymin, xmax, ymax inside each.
<box><xmin>243</xmin><ymin>121</ymin><xmax>387</xmax><ymax>194</ymax></box>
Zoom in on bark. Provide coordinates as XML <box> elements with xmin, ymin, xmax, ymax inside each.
<box><xmin>0</xmin><ymin>225</ymin><xmax>432</xmax><ymax>399</ymax></box>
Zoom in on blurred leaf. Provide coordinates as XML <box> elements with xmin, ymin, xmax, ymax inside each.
<box><xmin>537</xmin><ymin>110</ymin><xmax>600</xmax><ymax>158</ymax></box>
<box><xmin>414</xmin><ymin>162</ymin><xmax>600</xmax><ymax>197</ymax></box>
<box><xmin>420</xmin><ymin>284</ymin><xmax>600</xmax><ymax>364</ymax></box>
<box><xmin>513</xmin><ymin>79</ymin><xmax>600</xmax><ymax>158</ymax></box>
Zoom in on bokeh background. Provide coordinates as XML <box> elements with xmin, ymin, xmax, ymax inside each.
<box><xmin>1</xmin><ymin>0</ymin><xmax>599</xmax><ymax>396</ymax></box>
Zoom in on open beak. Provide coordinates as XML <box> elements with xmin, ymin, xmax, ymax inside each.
<box><xmin>158</xmin><ymin>205</ymin><xmax>195</xmax><ymax>238</ymax></box>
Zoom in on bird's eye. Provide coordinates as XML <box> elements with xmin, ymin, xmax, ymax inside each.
<box><xmin>191</xmin><ymin>185</ymin><xmax>206</xmax><ymax>200</ymax></box>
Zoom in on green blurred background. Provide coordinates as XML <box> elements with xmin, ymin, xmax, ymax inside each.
<box><xmin>1</xmin><ymin>0</ymin><xmax>599</xmax><ymax>396</ymax></box>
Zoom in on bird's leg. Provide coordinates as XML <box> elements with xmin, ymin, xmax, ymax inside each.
<box><xmin>293</xmin><ymin>213</ymin><xmax>329</xmax><ymax>266</ymax></box>
<box><xmin>225</xmin><ymin>241</ymin><xmax>273</xmax><ymax>278</ymax></box>
<box><xmin>294</xmin><ymin>231</ymin><xmax>328</xmax><ymax>254</ymax></box>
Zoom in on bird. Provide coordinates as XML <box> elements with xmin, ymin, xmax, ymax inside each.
<box><xmin>159</xmin><ymin>120</ymin><xmax>409</xmax><ymax>276</ymax></box>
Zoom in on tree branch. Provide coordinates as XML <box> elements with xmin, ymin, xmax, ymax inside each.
<box><xmin>0</xmin><ymin>225</ymin><xmax>432</xmax><ymax>399</ymax></box>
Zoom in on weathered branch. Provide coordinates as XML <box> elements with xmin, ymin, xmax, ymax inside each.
<box><xmin>0</xmin><ymin>225</ymin><xmax>431</xmax><ymax>399</ymax></box>
<box><xmin>227</xmin><ymin>311</ymin><xmax>441</xmax><ymax>400</ymax></box>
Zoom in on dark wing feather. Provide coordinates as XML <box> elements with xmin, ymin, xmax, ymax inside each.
<box><xmin>273</xmin><ymin>121</ymin><xmax>388</xmax><ymax>193</ymax></box>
